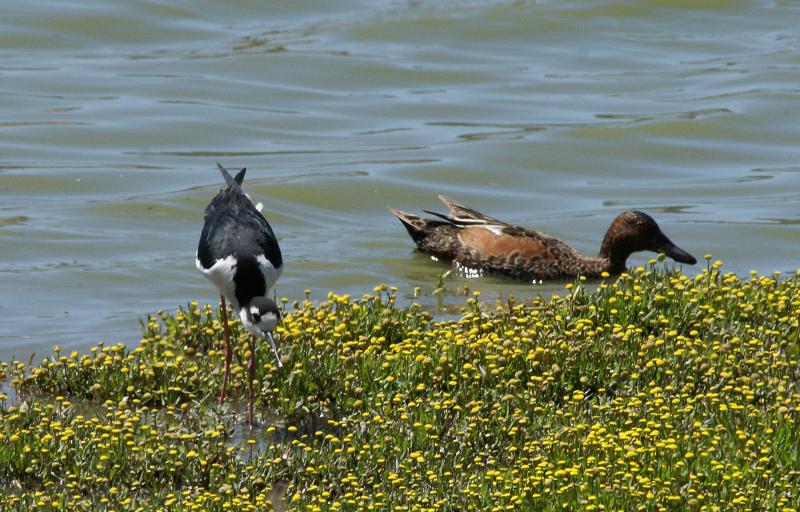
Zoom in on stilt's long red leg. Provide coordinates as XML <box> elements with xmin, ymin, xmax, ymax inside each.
<box><xmin>219</xmin><ymin>295</ymin><xmax>232</xmax><ymax>405</ymax></box>
<box><xmin>247</xmin><ymin>335</ymin><xmax>256</xmax><ymax>427</ymax></box>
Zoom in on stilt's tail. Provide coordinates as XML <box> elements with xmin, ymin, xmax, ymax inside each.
<box><xmin>217</xmin><ymin>162</ymin><xmax>246</xmax><ymax>188</ymax></box>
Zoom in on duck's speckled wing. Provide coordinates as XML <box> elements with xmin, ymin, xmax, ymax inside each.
<box><xmin>391</xmin><ymin>196</ymin><xmax>606</xmax><ymax>280</ymax></box>
<box><xmin>453</xmin><ymin>223</ymin><xmax>585</xmax><ymax>280</ymax></box>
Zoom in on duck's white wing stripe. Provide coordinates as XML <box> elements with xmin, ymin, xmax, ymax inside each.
<box><xmin>484</xmin><ymin>224</ymin><xmax>506</xmax><ymax>236</ymax></box>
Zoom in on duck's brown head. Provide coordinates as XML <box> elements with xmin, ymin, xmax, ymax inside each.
<box><xmin>599</xmin><ymin>211</ymin><xmax>696</xmax><ymax>273</ymax></box>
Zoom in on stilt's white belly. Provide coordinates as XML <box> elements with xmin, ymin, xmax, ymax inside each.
<box><xmin>196</xmin><ymin>253</ymin><xmax>283</xmax><ymax>311</ymax></box>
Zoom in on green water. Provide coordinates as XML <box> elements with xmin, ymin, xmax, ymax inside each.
<box><xmin>1</xmin><ymin>0</ymin><xmax>799</xmax><ymax>360</ymax></box>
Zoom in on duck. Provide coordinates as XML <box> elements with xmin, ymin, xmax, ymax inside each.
<box><xmin>389</xmin><ymin>195</ymin><xmax>696</xmax><ymax>280</ymax></box>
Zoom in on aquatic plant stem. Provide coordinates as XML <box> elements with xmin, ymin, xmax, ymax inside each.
<box><xmin>219</xmin><ymin>295</ymin><xmax>232</xmax><ymax>406</ymax></box>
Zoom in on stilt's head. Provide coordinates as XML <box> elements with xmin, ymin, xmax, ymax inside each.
<box><xmin>240</xmin><ymin>296</ymin><xmax>284</xmax><ymax>368</ymax></box>
<box><xmin>240</xmin><ymin>297</ymin><xmax>281</xmax><ymax>338</ymax></box>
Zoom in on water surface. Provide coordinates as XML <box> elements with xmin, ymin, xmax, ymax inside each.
<box><xmin>2</xmin><ymin>0</ymin><xmax>799</xmax><ymax>360</ymax></box>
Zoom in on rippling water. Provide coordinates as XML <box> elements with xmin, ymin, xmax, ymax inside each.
<box><xmin>1</xmin><ymin>0</ymin><xmax>799</xmax><ymax>360</ymax></box>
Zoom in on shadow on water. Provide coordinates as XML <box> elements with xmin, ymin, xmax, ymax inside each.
<box><xmin>2</xmin><ymin>382</ymin><xmax>342</xmax><ymax>457</ymax></box>
<box><xmin>0</xmin><ymin>379</ymin><xmax>308</xmax><ymax>508</ymax></box>
<box><xmin>229</xmin><ymin>402</ymin><xmax>342</xmax><ymax>459</ymax></box>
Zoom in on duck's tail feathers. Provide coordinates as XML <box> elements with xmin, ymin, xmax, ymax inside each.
<box><xmin>435</xmin><ymin>195</ymin><xmax>506</xmax><ymax>226</ymax></box>
<box><xmin>388</xmin><ymin>207</ymin><xmax>448</xmax><ymax>245</ymax></box>
<box><xmin>217</xmin><ymin>163</ymin><xmax>246</xmax><ymax>188</ymax></box>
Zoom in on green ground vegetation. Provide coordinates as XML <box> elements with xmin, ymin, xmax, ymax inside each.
<box><xmin>1</xmin><ymin>259</ymin><xmax>799</xmax><ymax>511</ymax></box>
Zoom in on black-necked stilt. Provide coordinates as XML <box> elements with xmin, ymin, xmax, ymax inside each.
<box><xmin>196</xmin><ymin>163</ymin><xmax>284</xmax><ymax>426</ymax></box>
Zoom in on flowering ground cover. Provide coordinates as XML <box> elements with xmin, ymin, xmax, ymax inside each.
<box><xmin>1</xmin><ymin>259</ymin><xmax>798</xmax><ymax>511</ymax></box>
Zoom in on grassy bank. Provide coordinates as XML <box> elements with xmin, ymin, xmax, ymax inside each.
<box><xmin>1</xmin><ymin>260</ymin><xmax>799</xmax><ymax>511</ymax></box>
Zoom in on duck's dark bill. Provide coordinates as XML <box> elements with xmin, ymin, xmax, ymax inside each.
<box><xmin>661</xmin><ymin>240</ymin><xmax>697</xmax><ymax>265</ymax></box>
